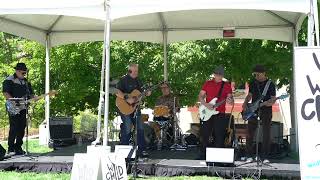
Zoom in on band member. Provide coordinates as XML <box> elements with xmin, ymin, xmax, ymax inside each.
<box><xmin>116</xmin><ymin>64</ymin><xmax>150</xmax><ymax>157</ymax></box>
<box><xmin>242</xmin><ymin>64</ymin><xmax>276</xmax><ymax>162</ymax></box>
<box><xmin>198</xmin><ymin>66</ymin><xmax>234</xmax><ymax>159</ymax></box>
<box><xmin>155</xmin><ymin>83</ymin><xmax>180</xmax><ymax>120</ymax></box>
<box><xmin>2</xmin><ymin>63</ymin><xmax>35</xmax><ymax>155</ymax></box>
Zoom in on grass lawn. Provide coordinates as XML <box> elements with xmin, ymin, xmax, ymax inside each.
<box><xmin>0</xmin><ymin>172</ymin><xmax>71</xmax><ymax>180</ymax></box>
<box><xmin>0</xmin><ymin>172</ymin><xmax>227</xmax><ymax>180</ymax></box>
<box><xmin>0</xmin><ymin>139</ymin><xmax>52</xmax><ymax>154</ymax></box>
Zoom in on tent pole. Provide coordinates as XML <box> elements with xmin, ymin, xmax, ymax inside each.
<box><xmin>103</xmin><ymin>0</ymin><xmax>111</xmax><ymax>146</ymax></box>
<box><xmin>313</xmin><ymin>0</ymin><xmax>319</xmax><ymax>46</ymax></box>
<box><xmin>308</xmin><ymin>0</ymin><xmax>315</xmax><ymax>46</ymax></box>
<box><xmin>45</xmin><ymin>34</ymin><xmax>51</xmax><ymax>145</ymax></box>
<box><xmin>163</xmin><ymin>31</ymin><xmax>168</xmax><ymax>81</ymax></box>
<box><xmin>92</xmin><ymin>36</ymin><xmax>106</xmax><ymax>145</ymax></box>
<box><xmin>291</xmin><ymin>27</ymin><xmax>299</xmax><ymax>153</ymax></box>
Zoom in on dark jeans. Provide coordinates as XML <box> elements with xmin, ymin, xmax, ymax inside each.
<box><xmin>246</xmin><ymin>109</ymin><xmax>272</xmax><ymax>157</ymax></box>
<box><xmin>200</xmin><ymin>113</ymin><xmax>229</xmax><ymax>157</ymax></box>
<box><xmin>120</xmin><ymin>111</ymin><xmax>145</xmax><ymax>152</ymax></box>
<box><xmin>8</xmin><ymin>109</ymin><xmax>27</xmax><ymax>152</ymax></box>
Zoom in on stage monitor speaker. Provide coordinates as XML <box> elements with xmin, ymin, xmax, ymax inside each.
<box><xmin>114</xmin><ymin>145</ymin><xmax>136</xmax><ymax>159</ymax></box>
<box><xmin>206</xmin><ymin>148</ymin><xmax>234</xmax><ymax>164</ymax></box>
<box><xmin>49</xmin><ymin>117</ymin><xmax>73</xmax><ymax>140</ymax></box>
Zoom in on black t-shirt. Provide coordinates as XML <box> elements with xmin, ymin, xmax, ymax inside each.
<box><xmin>2</xmin><ymin>74</ymin><xmax>34</xmax><ymax>99</ymax></box>
<box><xmin>117</xmin><ymin>74</ymin><xmax>143</xmax><ymax>94</ymax></box>
<box><xmin>249</xmin><ymin>79</ymin><xmax>276</xmax><ymax>111</ymax></box>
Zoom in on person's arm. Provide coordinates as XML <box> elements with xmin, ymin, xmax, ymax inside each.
<box><xmin>199</xmin><ymin>90</ymin><xmax>213</xmax><ymax>110</ymax></box>
<box><xmin>242</xmin><ymin>93</ymin><xmax>252</xmax><ymax>111</ymax></box>
<box><xmin>116</xmin><ymin>79</ymin><xmax>137</xmax><ymax>104</ymax></box>
<box><xmin>242</xmin><ymin>82</ymin><xmax>253</xmax><ymax>111</ymax></box>
<box><xmin>226</xmin><ymin>83</ymin><xmax>234</xmax><ymax>105</ymax></box>
<box><xmin>2</xmin><ymin>80</ymin><xmax>13</xmax><ymax>100</ymax></box>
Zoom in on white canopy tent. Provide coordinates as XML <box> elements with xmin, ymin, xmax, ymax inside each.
<box><xmin>0</xmin><ymin>0</ymin><xmax>318</xmax><ymax>148</ymax></box>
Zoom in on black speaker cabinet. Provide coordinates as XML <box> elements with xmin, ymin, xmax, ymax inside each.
<box><xmin>49</xmin><ymin>117</ymin><xmax>74</xmax><ymax>140</ymax></box>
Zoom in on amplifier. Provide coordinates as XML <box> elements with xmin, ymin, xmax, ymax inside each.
<box><xmin>49</xmin><ymin>117</ymin><xmax>74</xmax><ymax>140</ymax></box>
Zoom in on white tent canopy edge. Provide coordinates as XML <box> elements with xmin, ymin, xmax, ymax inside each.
<box><xmin>0</xmin><ymin>0</ymin><xmax>318</xmax><ymax>148</ymax></box>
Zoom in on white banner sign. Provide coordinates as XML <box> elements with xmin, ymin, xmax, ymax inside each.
<box><xmin>101</xmin><ymin>153</ymin><xmax>127</xmax><ymax>180</ymax></box>
<box><xmin>294</xmin><ymin>47</ymin><xmax>320</xmax><ymax>180</ymax></box>
<box><xmin>71</xmin><ymin>153</ymin><xmax>102</xmax><ymax>180</ymax></box>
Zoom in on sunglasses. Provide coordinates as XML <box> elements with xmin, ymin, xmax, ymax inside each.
<box><xmin>19</xmin><ymin>71</ymin><xmax>27</xmax><ymax>75</ymax></box>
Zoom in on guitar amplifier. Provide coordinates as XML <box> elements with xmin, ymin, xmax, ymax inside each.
<box><xmin>49</xmin><ymin>117</ymin><xmax>74</xmax><ymax>140</ymax></box>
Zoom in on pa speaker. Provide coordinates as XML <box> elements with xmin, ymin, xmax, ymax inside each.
<box><xmin>49</xmin><ymin>117</ymin><xmax>73</xmax><ymax>140</ymax></box>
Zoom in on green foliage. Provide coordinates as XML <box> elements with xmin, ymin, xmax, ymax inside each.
<box><xmin>73</xmin><ymin>110</ymin><xmax>97</xmax><ymax>133</ymax></box>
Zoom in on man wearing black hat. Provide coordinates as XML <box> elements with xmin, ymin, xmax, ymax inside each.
<box><xmin>198</xmin><ymin>65</ymin><xmax>234</xmax><ymax>159</ymax></box>
<box><xmin>242</xmin><ymin>64</ymin><xmax>276</xmax><ymax>163</ymax></box>
<box><xmin>2</xmin><ymin>63</ymin><xmax>34</xmax><ymax>155</ymax></box>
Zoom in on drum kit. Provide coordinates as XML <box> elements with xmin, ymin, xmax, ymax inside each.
<box><xmin>144</xmin><ymin>101</ymin><xmax>186</xmax><ymax>150</ymax></box>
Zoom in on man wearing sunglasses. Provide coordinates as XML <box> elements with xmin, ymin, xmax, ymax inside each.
<box><xmin>2</xmin><ymin>63</ymin><xmax>34</xmax><ymax>156</ymax></box>
<box><xmin>242</xmin><ymin>64</ymin><xmax>276</xmax><ymax>163</ymax></box>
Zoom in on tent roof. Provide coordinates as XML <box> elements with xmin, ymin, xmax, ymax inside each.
<box><xmin>0</xmin><ymin>0</ymin><xmax>310</xmax><ymax>46</ymax></box>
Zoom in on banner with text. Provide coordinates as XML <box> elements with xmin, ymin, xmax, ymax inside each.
<box><xmin>294</xmin><ymin>47</ymin><xmax>320</xmax><ymax>179</ymax></box>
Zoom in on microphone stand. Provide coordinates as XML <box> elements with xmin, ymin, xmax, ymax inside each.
<box><xmin>170</xmin><ymin>97</ymin><xmax>186</xmax><ymax>151</ymax></box>
<box><xmin>131</xmin><ymin>93</ymin><xmax>148</xmax><ymax>180</ymax></box>
<box><xmin>24</xmin><ymin>73</ymin><xmax>38</xmax><ymax>160</ymax></box>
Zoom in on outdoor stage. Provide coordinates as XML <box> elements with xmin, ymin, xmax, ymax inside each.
<box><xmin>0</xmin><ymin>143</ymin><xmax>300</xmax><ymax>179</ymax></box>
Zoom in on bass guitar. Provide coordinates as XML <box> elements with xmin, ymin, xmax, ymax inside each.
<box><xmin>242</xmin><ymin>94</ymin><xmax>289</xmax><ymax>121</ymax></box>
<box><xmin>6</xmin><ymin>90</ymin><xmax>57</xmax><ymax>116</ymax></box>
<box><xmin>116</xmin><ymin>82</ymin><xmax>164</xmax><ymax>115</ymax></box>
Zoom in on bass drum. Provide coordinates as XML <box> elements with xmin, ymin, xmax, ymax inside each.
<box><xmin>143</xmin><ymin>122</ymin><xmax>157</xmax><ymax>149</ymax></box>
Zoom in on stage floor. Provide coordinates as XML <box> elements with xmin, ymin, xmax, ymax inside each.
<box><xmin>0</xmin><ymin>143</ymin><xmax>300</xmax><ymax>179</ymax></box>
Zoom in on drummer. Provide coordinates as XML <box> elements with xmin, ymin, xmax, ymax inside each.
<box><xmin>154</xmin><ymin>82</ymin><xmax>180</xmax><ymax>121</ymax></box>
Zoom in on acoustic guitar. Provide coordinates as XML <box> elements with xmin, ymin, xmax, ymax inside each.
<box><xmin>116</xmin><ymin>82</ymin><xmax>163</xmax><ymax>115</ymax></box>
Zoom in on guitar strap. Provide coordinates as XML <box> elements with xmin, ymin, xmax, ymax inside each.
<box><xmin>216</xmin><ymin>81</ymin><xmax>225</xmax><ymax>99</ymax></box>
<box><xmin>261</xmin><ymin>80</ymin><xmax>271</xmax><ymax>97</ymax></box>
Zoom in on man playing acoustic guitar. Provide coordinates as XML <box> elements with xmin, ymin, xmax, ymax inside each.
<box><xmin>242</xmin><ymin>64</ymin><xmax>276</xmax><ymax>163</ymax></box>
<box><xmin>116</xmin><ymin>64</ymin><xmax>151</xmax><ymax>157</ymax></box>
<box><xmin>198</xmin><ymin>66</ymin><xmax>234</xmax><ymax>160</ymax></box>
<box><xmin>2</xmin><ymin>63</ymin><xmax>37</xmax><ymax>156</ymax></box>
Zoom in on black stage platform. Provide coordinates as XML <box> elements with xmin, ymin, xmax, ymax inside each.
<box><xmin>0</xmin><ymin>143</ymin><xmax>300</xmax><ymax>179</ymax></box>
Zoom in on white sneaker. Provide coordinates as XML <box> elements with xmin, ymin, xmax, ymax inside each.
<box><xmin>6</xmin><ymin>151</ymin><xmax>15</xmax><ymax>157</ymax></box>
<box><xmin>246</xmin><ymin>157</ymin><xmax>254</xmax><ymax>163</ymax></box>
<box><xmin>263</xmin><ymin>159</ymin><xmax>270</xmax><ymax>164</ymax></box>
<box><xmin>240</xmin><ymin>157</ymin><xmax>247</xmax><ymax>161</ymax></box>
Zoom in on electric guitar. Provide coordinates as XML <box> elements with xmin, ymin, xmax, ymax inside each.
<box><xmin>116</xmin><ymin>82</ymin><xmax>164</xmax><ymax>115</ymax></box>
<box><xmin>6</xmin><ymin>90</ymin><xmax>57</xmax><ymax>116</ymax></box>
<box><xmin>242</xmin><ymin>94</ymin><xmax>289</xmax><ymax>121</ymax></box>
<box><xmin>199</xmin><ymin>98</ymin><xmax>227</xmax><ymax>121</ymax></box>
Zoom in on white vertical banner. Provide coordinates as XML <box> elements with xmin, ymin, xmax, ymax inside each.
<box><xmin>294</xmin><ymin>47</ymin><xmax>320</xmax><ymax>179</ymax></box>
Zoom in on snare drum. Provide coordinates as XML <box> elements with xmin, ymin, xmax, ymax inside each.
<box><xmin>153</xmin><ymin>105</ymin><xmax>170</xmax><ymax>117</ymax></box>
